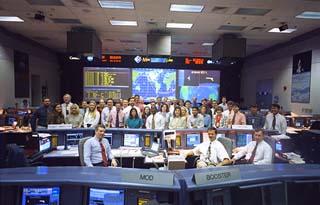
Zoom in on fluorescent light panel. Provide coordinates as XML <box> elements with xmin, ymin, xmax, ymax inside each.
<box><xmin>202</xmin><ymin>42</ymin><xmax>214</xmax><ymax>46</ymax></box>
<box><xmin>296</xmin><ymin>11</ymin><xmax>320</xmax><ymax>19</ymax></box>
<box><xmin>0</xmin><ymin>16</ymin><xmax>24</xmax><ymax>22</ymax></box>
<box><xmin>170</xmin><ymin>4</ymin><xmax>204</xmax><ymax>13</ymax></box>
<box><xmin>98</xmin><ymin>0</ymin><xmax>134</xmax><ymax>9</ymax></box>
<box><xmin>268</xmin><ymin>28</ymin><xmax>297</xmax><ymax>33</ymax></box>
<box><xmin>166</xmin><ymin>23</ymin><xmax>193</xmax><ymax>29</ymax></box>
<box><xmin>110</xmin><ymin>20</ymin><xmax>137</xmax><ymax>26</ymax></box>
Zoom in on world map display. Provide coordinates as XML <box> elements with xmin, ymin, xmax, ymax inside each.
<box><xmin>132</xmin><ymin>68</ymin><xmax>176</xmax><ymax>100</ymax></box>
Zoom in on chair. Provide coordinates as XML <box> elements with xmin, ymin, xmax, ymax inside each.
<box><xmin>6</xmin><ymin>144</ymin><xmax>29</xmax><ymax>168</ymax></box>
<box><xmin>78</xmin><ymin>136</ymin><xmax>92</xmax><ymax>166</ymax></box>
<box><xmin>263</xmin><ymin>136</ymin><xmax>276</xmax><ymax>163</ymax></box>
<box><xmin>217</xmin><ymin>137</ymin><xmax>234</xmax><ymax>158</ymax></box>
<box><xmin>310</xmin><ymin>121</ymin><xmax>320</xmax><ymax>130</ymax></box>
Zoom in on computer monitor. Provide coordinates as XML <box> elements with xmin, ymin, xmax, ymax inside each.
<box><xmin>295</xmin><ymin>118</ymin><xmax>304</xmax><ymax>128</ymax></box>
<box><xmin>21</xmin><ymin>187</ymin><xmax>60</xmax><ymax>205</ymax></box>
<box><xmin>236</xmin><ymin>134</ymin><xmax>253</xmax><ymax>147</ymax></box>
<box><xmin>66</xmin><ymin>133</ymin><xmax>84</xmax><ymax>145</ymax></box>
<box><xmin>39</xmin><ymin>137</ymin><xmax>51</xmax><ymax>152</ymax></box>
<box><xmin>5</xmin><ymin>116</ymin><xmax>17</xmax><ymax>126</ymax></box>
<box><xmin>186</xmin><ymin>133</ymin><xmax>201</xmax><ymax>148</ymax></box>
<box><xmin>88</xmin><ymin>188</ymin><xmax>125</xmax><ymax>205</ymax></box>
<box><xmin>123</xmin><ymin>133</ymin><xmax>140</xmax><ymax>147</ymax></box>
<box><xmin>104</xmin><ymin>133</ymin><xmax>113</xmax><ymax>145</ymax></box>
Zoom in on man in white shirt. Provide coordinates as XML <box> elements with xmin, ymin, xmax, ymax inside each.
<box><xmin>231</xmin><ymin>129</ymin><xmax>273</xmax><ymax>165</ymax></box>
<box><xmin>101</xmin><ymin>98</ymin><xmax>116</xmax><ymax>126</ymax></box>
<box><xmin>264</xmin><ymin>104</ymin><xmax>287</xmax><ymax>134</ymax></box>
<box><xmin>123</xmin><ymin>97</ymin><xmax>141</xmax><ymax>120</ymax></box>
<box><xmin>146</xmin><ymin>106</ymin><xmax>166</xmax><ymax>129</ymax></box>
<box><xmin>83</xmin><ymin>125</ymin><xmax>117</xmax><ymax>167</ymax></box>
<box><xmin>219</xmin><ymin>96</ymin><xmax>228</xmax><ymax>111</ymax></box>
<box><xmin>187</xmin><ymin>107</ymin><xmax>205</xmax><ymax>128</ymax></box>
<box><xmin>61</xmin><ymin>93</ymin><xmax>73</xmax><ymax>118</ymax></box>
<box><xmin>184</xmin><ymin>127</ymin><xmax>230</xmax><ymax>168</ymax></box>
<box><xmin>222</xmin><ymin>101</ymin><xmax>234</xmax><ymax>117</ymax></box>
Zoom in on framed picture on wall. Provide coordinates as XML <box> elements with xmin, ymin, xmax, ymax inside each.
<box><xmin>291</xmin><ymin>50</ymin><xmax>312</xmax><ymax>103</ymax></box>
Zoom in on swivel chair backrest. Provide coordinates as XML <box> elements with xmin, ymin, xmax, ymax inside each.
<box><xmin>310</xmin><ymin>121</ymin><xmax>320</xmax><ymax>130</ymax></box>
<box><xmin>217</xmin><ymin>137</ymin><xmax>234</xmax><ymax>158</ymax></box>
<box><xmin>78</xmin><ymin>137</ymin><xmax>92</xmax><ymax>166</ymax></box>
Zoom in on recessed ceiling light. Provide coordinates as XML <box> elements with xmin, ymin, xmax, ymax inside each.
<box><xmin>98</xmin><ymin>0</ymin><xmax>134</xmax><ymax>9</ymax></box>
<box><xmin>166</xmin><ymin>23</ymin><xmax>193</xmax><ymax>29</ymax></box>
<box><xmin>268</xmin><ymin>28</ymin><xmax>297</xmax><ymax>33</ymax></box>
<box><xmin>296</xmin><ymin>11</ymin><xmax>320</xmax><ymax>19</ymax></box>
<box><xmin>110</xmin><ymin>20</ymin><xmax>137</xmax><ymax>26</ymax></box>
<box><xmin>170</xmin><ymin>4</ymin><xmax>204</xmax><ymax>13</ymax></box>
<box><xmin>0</xmin><ymin>16</ymin><xmax>24</xmax><ymax>22</ymax></box>
<box><xmin>202</xmin><ymin>42</ymin><xmax>214</xmax><ymax>46</ymax></box>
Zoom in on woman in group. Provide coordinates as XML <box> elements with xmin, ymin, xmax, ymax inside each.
<box><xmin>47</xmin><ymin>104</ymin><xmax>65</xmax><ymax>124</ymax></box>
<box><xmin>212</xmin><ymin>106</ymin><xmax>228</xmax><ymax>128</ymax></box>
<box><xmin>158</xmin><ymin>104</ymin><xmax>171</xmax><ymax>129</ymax></box>
<box><xmin>125</xmin><ymin>108</ymin><xmax>143</xmax><ymax>128</ymax></box>
<box><xmin>83</xmin><ymin>101</ymin><xmax>100</xmax><ymax>128</ymax></box>
<box><xmin>65</xmin><ymin>104</ymin><xmax>83</xmax><ymax>128</ymax></box>
<box><xmin>141</xmin><ymin>106</ymin><xmax>151</xmax><ymax>128</ymax></box>
<box><xmin>169</xmin><ymin>107</ymin><xmax>187</xmax><ymax>129</ymax></box>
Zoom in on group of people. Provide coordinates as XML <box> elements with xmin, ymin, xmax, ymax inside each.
<box><xmin>31</xmin><ymin>94</ymin><xmax>287</xmax><ymax>135</ymax></box>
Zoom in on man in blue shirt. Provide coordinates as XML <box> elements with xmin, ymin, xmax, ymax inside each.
<box><xmin>31</xmin><ymin>97</ymin><xmax>52</xmax><ymax>131</ymax></box>
<box><xmin>84</xmin><ymin>125</ymin><xmax>117</xmax><ymax>167</ymax></box>
<box><xmin>246</xmin><ymin>104</ymin><xmax>265</xmax><ymax>129</ymax></box>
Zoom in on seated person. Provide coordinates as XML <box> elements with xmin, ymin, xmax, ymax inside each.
<box><xmin>184</xmin><ymin>127</ymin><xmax>230</xmax><ymax>168</ymax></box>
<box><xmin>84</xmin><ymin>125</ymin><xmax>117</xmax><ymax>167</ymax></box>
<box><xmin>47</xmin><ymin>103</ymin><xmax>65</xmax><ymax>124</ymax></box>
<box><xmin>231</xmin><ymin>129</ymin><xmax>272</xmax><ymax>165</ymax></box>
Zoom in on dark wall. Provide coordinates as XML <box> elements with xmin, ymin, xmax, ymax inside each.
<box><xmin>59</xmin><ymin>55</ymin><xmax>242</xmax><ymax>104</ymax></box>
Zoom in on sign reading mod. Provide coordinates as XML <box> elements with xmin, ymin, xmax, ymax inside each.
<box><xmin>193</xmin><ymin>168</ymin><xmax>241</xmax><ymax>185</ymax></box>
<box><xmin>121</xmin><ymin>170</ymin><xmax>174</xmax><ymax>186</ymax></box>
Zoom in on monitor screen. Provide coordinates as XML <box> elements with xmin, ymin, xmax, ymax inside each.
<box><xmin>21</xmin><ymin>187</ymin><xmax>60</xmax><ymax>205</ymax></box>
<box><xmin>5</xmin><ymin>117</ymin><xmax>17</xmax><ymax>126</ymax></box>
<box><xmin>39</xmin><ymin>137</ymin><xmax>51</xmax><ymax>152</ymax></box>
<box><xmin>88</xmin><ymin>188</ymin><xmax>125</xmax><ymax>205</ymax></box>
<box><xmin>186</xmin><ymin>133</ymin><xmax>201</xmax><ymax>148</ymax></box>
<box><xmin>104</xmin><ymin>133</ymin><xmax>113</xmax><ymax>145</ymax></box>
<box><xmin>66</xmin><ymin>133</ymin><xmax>84</xmax><ymax>145</ymax></box>
<box><xmin>236</xmin><ymin>134</ymin><xmax>253</xmax><ymax>147</ymax></box>
<box><xmin>295</xmin><ymin>118</ymin><xmax>304</xmax><ymax>127</ymax></box>
<box><xmin>123</xmin><ymin>134</ymin><xmax>140</xmax><ymax>147</ymax></box>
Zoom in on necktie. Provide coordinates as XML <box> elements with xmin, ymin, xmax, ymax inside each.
<box><xmin>206</xmin><ymin>141</ymin><xmax>212</xmax><ymax>160</ymax></box>
<box><xmin>152</xmin><ymin>115</ymin><xmax>155</xmax><ymax>129</ymax></box>
<box><xmin>272</xmin><ymin>114</ymin><xmax>276</xmax><ymax>130</ymax></box>
<box><xmin>99</xmin><ymin>139</ymin><xmax>108</xmax><ymax>167</ymax></box>
<box><xmin>231</xmin><ymin>113</ymin><xmax>236</xmax><ymax>125</ymax></box>
<box><xmin>188</xmin><ymin>109</ymin><xmax>191</xmax><ymax>115</ymax></box>
<box><xmin>248</xmin><ymin>142</ymin><xmax>259</xmax><ymax>164</ymax></box>
<box><xmin>115</xmin><ymin>111</ymin><xmax>119</xmax><ymax>127</ymax></box>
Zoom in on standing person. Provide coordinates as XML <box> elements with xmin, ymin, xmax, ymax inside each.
<box><xmin>122</xmin><ymin>99</ymin><xmax>129</xmax><ymax>110</ymax></box>
<box><xmin>223</xmin><ymin>101</ymin><xmax>234</xmax><ymax>117</ymax></box>
<box><xmin>31</xmin><ymin>97</ymin><xmax>52</xmax><ymax>131</ymax></box>
<box><xmin>83</xmin><ymin>101</ymin><xmax>100</xmax><ymax>128</ymax></box>
<box><xmin>83</xmin><ymin>125</ymin><xmax>117</xmax><ymax>167</ymax></box>
<box><xmin>47</xmin><ymin>104</ymin><xmax>65</xmax><ymax>124</ymax></box>
<box><xmin>184</xmin><ymin>127</ymin><xmax>230</xmax><ymax>168</ymax></box>
<box><xmin>155</xmin><ymin>96</ymin><xmax>162</xmax><ymax>112</ymax></box>
<box><xmin>123</xmin><ymin>97</ymin><xmax>141</xmax><ymax>120</ymax></box>
<box><xmin>211</xmin><ymin>100</ymin><xmax>218</xmax><ymax>115</ymax></box>
<box><xmin>184</xmin><ymin>100</ymin><xmax>192</xmax><ymax>115</ymax></box>
<box><xmin>231</xmin><ymin>129</ymin><xmax>272</xmax><ymax>165</ymax></box>
<box><xmin>146</xmin><ymin>105</ymin><xmax>165</xmax><ymax>129</ymax></box>
<box><xmin>264</xmin><ymin>104</ymin><xmax>287</xmax><ymax>134</ymax></box>
<box><xmin>61</xmin><ymin>94</ymin><xmax>73</xmax><ymax>118</ymax></box>
<box><xmin>107</xmin><ymin>101</ymin><xmax>125</xmax><ymax>128</ymax></box>
<box><xmin>125</xmin><ymin>108</ymin><xmax>143</xmax><ymax>128</ymax></box>
<box><xmin>192</xmin><ymin>97</ymin><xmax>199</xmax><ymax>108</ymax></box>
<box><xmin>65</xmin><ymin>104</ymin><xmax>83</xmax><ymax>128</ymax></box>
<box><xmin>187</xmin><ymin>107</ymin><xmax>204</xmax><ymax>128</ymax></box>
<box><xmin>212</xmin><ymin>106</ymin><xmax>228</xmax><ymax>128</ymax></box>
<box><xmin>97</xmin><ymin>98</ymin><xmax>106</xmax><ymax>113</ymax></box>
<box><xmin>219</xmin><ymin>96</ymin><xmax>228</xmax><ymax>111</ymax></box>
<box><xmin>169</xmin><ymin>107</ymin><xmax>187</xmax><ymax>129</ymax></box>
<box><xmin>80</xmin><ymin>100</ymin><xmax>88</xmax><ymax>116</ymax></box>
<box><xmin>227</xmin><ymin>103</ymin><xmax>246</xmax><ymax>128</ymax></box>
<box><xmin>200</xmin><ymin>105</ymin><xmax>212</xmax><ymax>128</ymax></box>
<box><xmin>141</xmin><ymin>106</ymin><xmax>151</xmax><ymax>128</ymax></box>
<box><xmin>246</xmin><ymin>104</ymin><xmax>265</xmax><ymax>129</ymax></box>
<box><xmin>101</xmin><ymin>98</ymin><xmax>115</xmax><ymax>127</ymax></box>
